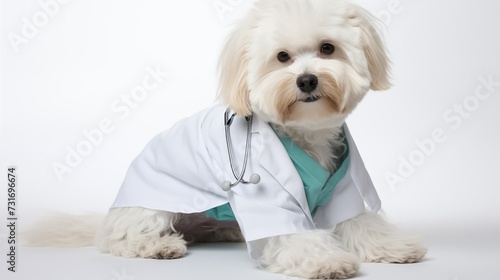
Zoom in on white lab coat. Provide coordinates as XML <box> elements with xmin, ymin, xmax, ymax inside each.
<box><xmin>111</xmin><ymin>105</ymin><xmax>380</xmax><ymax>259</ymax></box>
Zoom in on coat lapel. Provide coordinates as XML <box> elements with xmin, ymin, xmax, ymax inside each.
<box><xmin>251</xmin><ymin>115</ymin><xmax>315</xmax><ymax>224</ymax></box>
<box><xmin>342</xmin><ymin>124</ymin><xmax>381</xmax><ymax>212</ymax></box>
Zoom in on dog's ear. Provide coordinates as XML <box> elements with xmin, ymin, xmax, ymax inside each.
<box><xmin>351</xmin><ymin>6</ymin><xmax>392</xmax><ymax>91</ymax></box>
<box><xmin>217</xmin><ymin>22</ymin><xmax>252</xmax><ymax>116</ymax></box>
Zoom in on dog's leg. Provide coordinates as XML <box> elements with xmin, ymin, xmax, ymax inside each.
<box><xmin>95</xmin><ymin>207</ymin><xmax>187</xmax><ymax>259</ymax></box>
<box><xmin>172</xmin><ymin>213</ymin><xmax>244</xmax><ymax>243</ymax></box>
<box><xmin>258</xmin><ymin>230</ymin><xmax>359</xmax><ymax>279</ymax></box>
<box><xmin>334</xmin><ymin>211</ymin><xmax>427</xmax><ymax>263</ymax></box>
<box><xmin>196</xmin><ymin>227</ymin><xmax>244</xmax><ymax>243</ymax></box>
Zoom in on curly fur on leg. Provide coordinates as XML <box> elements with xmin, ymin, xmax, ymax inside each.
<box><xmin>96</xmin><ymin>207</ymin><xmax>187</xmax><ymax>259</ymax></box>
<box><xmin>258</xmin><ymin>230</ymin><xmax>360</xmax><ymax>279</ymax></box>
<box><xmin>334</xmin><ymin>211</ymin><xmax>427</xmax><ymax>263</ymax></box>
<box><xmin>95</xmin><ymin>207</ymin><xmax>244</xmax><ymax>259</ymax></box>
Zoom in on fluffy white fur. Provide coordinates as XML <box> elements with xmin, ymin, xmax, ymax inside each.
<box><xmin>22</xmin><ymin>212</ymin><xmax>103</xmax><ymax>248</ymax></box>
<box><xmin>24</xmin><ymin>0</ymin><xmax>427</xmax><ymax>279</ymax></box>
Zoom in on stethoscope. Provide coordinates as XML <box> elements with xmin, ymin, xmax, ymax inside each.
<box><xmin>221</xmin><ymin>107</ymin><xmax>261</xmax><ymax>191</ymax></box>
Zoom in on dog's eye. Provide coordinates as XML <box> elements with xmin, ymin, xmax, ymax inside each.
<box><xmin>320</xmin><ymin>43</ymin><xmax>335</xmax><ymax>55</ymax></box>
<box><xmin>277</xmin><ymin>51</ymin><xmax>290</xmax><ymax>62</ymax></box>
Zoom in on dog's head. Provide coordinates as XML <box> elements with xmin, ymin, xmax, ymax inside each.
<box><xmin>217</xmin><ymin>0</ymin><xmax>390</xmax><ymax>129</ymax></box>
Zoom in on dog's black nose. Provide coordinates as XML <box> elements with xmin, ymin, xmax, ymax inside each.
<box><xmin>296</xmin><ymin>74</ymin><xmax>318</xmax><ymax>93</ymax></box>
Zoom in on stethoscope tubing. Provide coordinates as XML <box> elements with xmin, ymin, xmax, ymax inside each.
<box><xmin>222</xmin><ymin>107</ymin><xmax>259</xmax><ymax>190</ymax></box>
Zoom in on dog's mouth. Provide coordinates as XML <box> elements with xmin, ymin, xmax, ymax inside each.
<box><xmin>301</xmin><ymin>96</ymin><xmax>320</xmax><ymax>103</ymax></box>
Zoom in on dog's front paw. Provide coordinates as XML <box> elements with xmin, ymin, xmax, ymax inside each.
<box><xmin>364</xmin><ymin>237</ymin><xmax>427</xmax><ymax>264</ymax></box>
<box><xmin>259</xmin><ymin>231</ymin><xmax>359</xmax><ymax>279</ymax></box>
<box><xmin>335</xmin><ymin>211</ymin><xmax>427</xmax><ymax>264</ymax></box>
<box><xmin>266</xmin><ymin>249</ymin><xmax>359</xmax><ymax>279</ymax></box>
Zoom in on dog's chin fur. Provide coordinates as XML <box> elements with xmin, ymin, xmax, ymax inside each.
<box><xmin>23</xmin><ymin>0</ymin><xmax>427</xmax><ymax>279</ymax></box>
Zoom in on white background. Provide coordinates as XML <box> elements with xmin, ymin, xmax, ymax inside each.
<box><xmin>1</xmin><ymin>0</ymin><xmax>499</xmax><ymax>279</ymax></box>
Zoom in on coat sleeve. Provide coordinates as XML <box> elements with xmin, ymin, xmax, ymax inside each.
<box><xmin>111</xmin><ymin>106</ymin><xmax>230</xmax><ymax>213</ymax></box>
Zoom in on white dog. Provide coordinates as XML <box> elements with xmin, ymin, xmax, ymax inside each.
<box><xmin>26</xmin><ymin>0</ymin><xmax>427</xmax><ymax>278</ymax></box>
